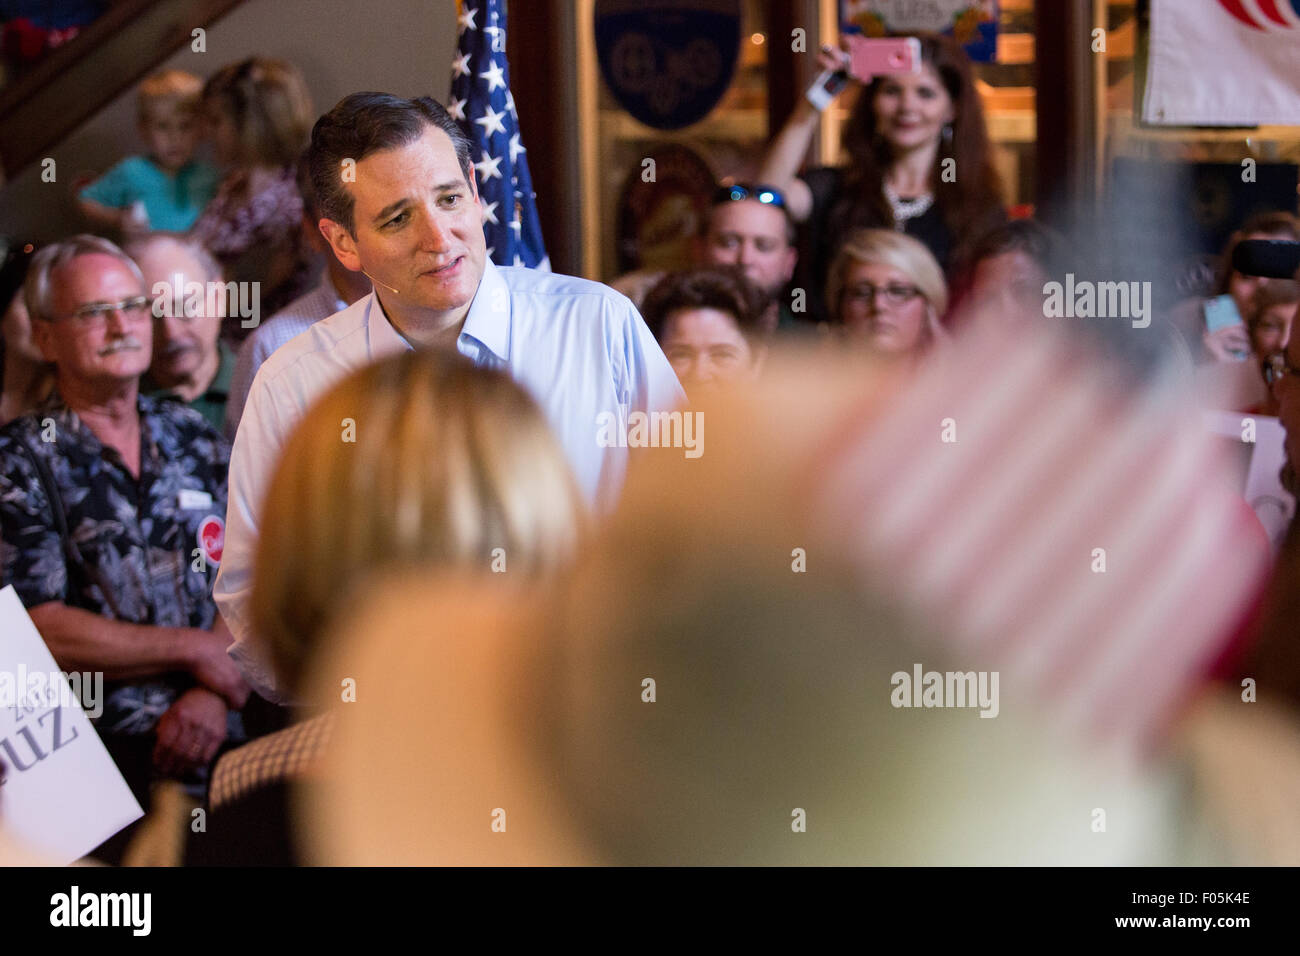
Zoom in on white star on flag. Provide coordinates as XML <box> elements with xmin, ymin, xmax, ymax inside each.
<box><xmin>474</xmin><ymin>151</ymin><xmax>504</xmax><ymax>182</ymax></box>
<box><xmin>479</xmin><ymin>60</ymin><xmax>506</xmax><ymax>93</ymax></box>
<box><xmin>450</xmin><ymin>0</ymin><xmax>547</xmax><ymax>269</ymax></box>
<box><xmin>508</xmin><ymin>131</ymin><xmax>526</xmax><ymax>162</ymax></box>
<box><xmin>475</xmin><ymin>104</ymin><xmax>507</xmax><ymax>136</ymax></box>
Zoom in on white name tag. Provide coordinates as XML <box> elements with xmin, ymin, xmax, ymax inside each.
<box><xmin>178</xmin><ymin>489</ymin><xmax>213</xmax><ymax>510</ymax></box>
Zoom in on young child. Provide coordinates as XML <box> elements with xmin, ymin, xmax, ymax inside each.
<box><xmin>77</xmin><ymin>69</ymin><xmax>220</xmax><ymax>235</ymax></box>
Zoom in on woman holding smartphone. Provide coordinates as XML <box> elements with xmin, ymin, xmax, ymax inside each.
<box><xmin>1202</xmin><ymin>211</ymin><xmax>1300</xmax><ymax>362</ymax></box>
<box><xmin>759</xmin><ymin>33</ymin><xmax>1005</xmax><ymax>323</ymax></box>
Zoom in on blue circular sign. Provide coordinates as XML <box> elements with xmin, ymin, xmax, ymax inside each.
<box><xmin>594</xmin><ymin>0</ymin><xmax>742</xmax><ymax>131</ymax></box>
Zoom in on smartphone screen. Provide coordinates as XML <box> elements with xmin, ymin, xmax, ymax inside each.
<box><xmin>847</xmin><ymin>36</ymin><xmax>922</xmax><ymax>82</ymax></box>
<box><xmin>1204</xmin><ymin>294</ymin><xmax>1244</xmax><ymax>333</ymax></box>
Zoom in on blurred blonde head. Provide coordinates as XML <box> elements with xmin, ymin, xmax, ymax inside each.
<box><xmin>827</xmin><ymin>228</ymin><xmax>948</xmax><ymax>356</ymax></box>
<box><xmin>203</xmin><ymin>57</ymin><xmax>313</xmax><ymax>168</ymax></box>
<box><xmin>137</xmin><ymin>68</ymin><xmax>203</xmax><ymax>123</ymax></box>
<box><xmin>252</xmin><ymin>349</ymin><xmax>585</xmax><ymax>698</ymax></box>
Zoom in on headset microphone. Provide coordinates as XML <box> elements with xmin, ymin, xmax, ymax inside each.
<box><xmin>361</xmin><ymin>269</ymin><xmax>401</xmax><ymax>295</ymax></box>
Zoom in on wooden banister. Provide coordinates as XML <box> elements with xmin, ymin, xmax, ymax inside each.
<box><xmin>0</xmin><ymin>0</ymin><xmax>246</xmax><ymax>180</ymax></box>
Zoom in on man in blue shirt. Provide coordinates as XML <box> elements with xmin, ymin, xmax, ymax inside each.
<box><xmin>215</xmin><ymin>93</ymin><xmax>684</xmax><ymax>701</ymax></box>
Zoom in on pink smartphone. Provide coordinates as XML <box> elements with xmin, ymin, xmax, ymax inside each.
<box><xmin>847</xmin><ymin>36</ymin><xmax>922</xmax><ymax>81</ymax></box>
<box><xmin>805</xmin><ymin>36</ymin><xmax>922</xmax><ymax>111</ymax></box>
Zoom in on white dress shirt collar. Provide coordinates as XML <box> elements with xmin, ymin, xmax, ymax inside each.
<box><xmin>460</xmin><ymin>259</ymin><xmax>511</xmax><ymax>364</ymax></box>
<box><xmin>361</xmin><ymin>259</ymin><xmax>511</xmax><ymax>363</ymax></box>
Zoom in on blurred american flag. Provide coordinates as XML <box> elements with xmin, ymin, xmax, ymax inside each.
<box><xmin>810</xmin><ymin>319</ymin><xmax>1271</xmax><ymax>756</ymax></box>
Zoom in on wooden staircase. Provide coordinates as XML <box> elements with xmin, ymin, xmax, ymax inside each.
<box><xmin>0</xmin><ymin>0</ymin><xmax>245</xmax><ymax>181</ymax></box>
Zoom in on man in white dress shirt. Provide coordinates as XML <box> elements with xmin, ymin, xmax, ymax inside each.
<box><xmin>215</xmin><ymin>93</ymin><xmax>683</xmax><ymax>701</ymax></box>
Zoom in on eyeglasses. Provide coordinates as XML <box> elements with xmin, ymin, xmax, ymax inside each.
<box><xmin>1263</xmin><ymin>351</ymin><xmax>1300</xmax><ymax>386</ymax></box>
<box><xmin>714</xmin><ymin>183</ymin><xmax>786</xmax><ymax>209</ymax></box>
<box><xmin>54</xmin><ymin>296</ymin><xmax>151</xmax><ymax>328</ymax></box>
<box><xmin>843</xmin><ymin>282</ymin><xmax>922</xmax><ymax>308</ymax></box>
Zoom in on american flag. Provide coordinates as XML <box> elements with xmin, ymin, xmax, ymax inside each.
<box><xmin>809</xmin><ymin>317</ymin><xmax>1272</xmax><ymax>758</ymax></box>
<box><xmin>449</xmin><ymin>0</ymin><xmax>549</xmax><ymax>270</ymax></box>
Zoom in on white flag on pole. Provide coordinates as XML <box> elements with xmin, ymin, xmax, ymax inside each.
<box><xmin>1144</xmin><ymin>0</ymin><xmax>1300</xmax><ymax>126</ymax></box>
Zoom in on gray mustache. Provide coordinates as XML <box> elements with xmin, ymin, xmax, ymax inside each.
<box><xmin>99</xmin><ymin>339</ymin><xmax>144</xmax><ymax>355</ymax></box>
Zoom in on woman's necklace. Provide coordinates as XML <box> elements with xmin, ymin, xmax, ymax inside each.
<box><xmin>883</xmin><ymin>180</ymin><xmax>934</xmax><ymax>231</ymax></box>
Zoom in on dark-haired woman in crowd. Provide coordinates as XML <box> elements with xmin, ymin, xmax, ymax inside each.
<box><xmin>191</xmin><ymin>57</ymin><xmax>316</xmax><ymax>344</ymax></box>
<box><xmin>0</xmin><ymin>243</ymin><xmax>53</xmax><ymax>425</ymax></box>
<box><xmin>1159</xmin><ymin>210</ymin><xmax>1300</xmax><ymax>409</ymax></box>
<box><xmin>759</xmin><ymin>33</ymin><xmax>1005</xmax><ymax>323</ymax></box>
<box><xmin>950</xmin><ymin>218</ymin><xmax>1062</xmax><ymax>328</ymax></box>
<box><xmin>641</xmin><ymin>267</ymin><xmax>770</xmax><ymax>394</ymax></box>
<box><xmin>1174</xmin><ymin>210</ymin><xmax>1300</xmax><ymax>365</ymax></box>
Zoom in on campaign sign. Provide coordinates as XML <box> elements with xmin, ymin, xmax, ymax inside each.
<box><xmin>0</xmin><ymin>586</ymin><xmax>142</xmax><ymax>864</ymax></box>
<box><xmin>594</xmin><ymin>0</ymin><xmax>741</xmax><ymax>130</ymax></box>
<box><xmin>842</xmin><ymin>0</ymin><xmax>999</xmax><ymax>63</ymax></box>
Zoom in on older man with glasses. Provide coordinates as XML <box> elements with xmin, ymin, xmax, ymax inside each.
<box><xmin>0</xmin><ymin>234</ymin><xmax>248</xmax><ymax>863</ymax></box>
<box><xmin>126</xmin><ymin>233</ymin><xmax>234</xmax><ymax>432</ymax></box>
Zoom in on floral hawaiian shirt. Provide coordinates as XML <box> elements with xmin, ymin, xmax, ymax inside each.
<box><xmin>0</xmin><ymin>391</ymin><xmax>230</xmax><ymax>737</ymax></box>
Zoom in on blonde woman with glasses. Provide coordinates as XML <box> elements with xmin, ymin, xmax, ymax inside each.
<box><xmin>826</xmin><ymin>228</ymin><xmax>949</xmax><ymax>360</ymax></box>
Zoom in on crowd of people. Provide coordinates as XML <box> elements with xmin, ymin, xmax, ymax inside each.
<box><xmin>2</xmin><ymin>34</ymin><xmax>1300</xmax><ymax>866</ymax></box>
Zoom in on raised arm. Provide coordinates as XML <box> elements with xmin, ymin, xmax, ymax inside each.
<box><xmin>758</xmin><ymin>101</ymin><xmax>820</xmax><ymax>223</ymax></box>
<box><xmin>757</xmin><ymin>45</ymin><xmax>852</xmax><ymax>223</ymax></box>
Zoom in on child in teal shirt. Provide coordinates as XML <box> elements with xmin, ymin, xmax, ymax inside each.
<box><xmin>78</xmin><ymin>69</ymin><xmax>220</xmax><ymax>234</ymax></box>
